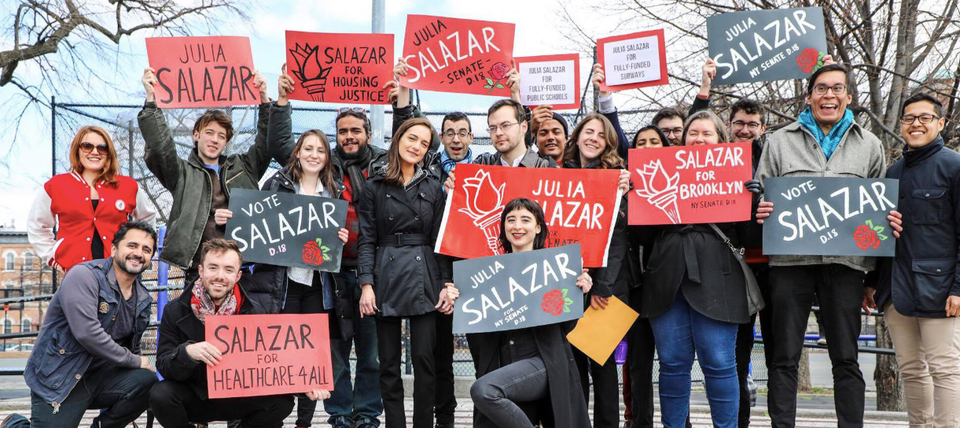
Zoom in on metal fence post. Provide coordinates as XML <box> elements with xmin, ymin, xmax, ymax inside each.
<box><xmin>50</xmin><ymin>96</ymin><xmax>58</xmax><ymax>293</ymax></box>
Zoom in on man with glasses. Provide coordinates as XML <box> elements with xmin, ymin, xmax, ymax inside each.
<box><xmin>866</xmin><ymin>93</ymin><xmax>960</xmax><ymax>428</ymax></box>
<box><xmin>473</xmin><ymin>99</ymin><xmax>557</xmax><ymax>168</ymax></box>
<box><xmin>754</xmin><ymin>64</ymin><xmax>903</xmax><ymax>428</ymax></box>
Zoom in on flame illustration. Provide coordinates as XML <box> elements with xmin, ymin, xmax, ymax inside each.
<box><xmin>458</xmin><ymin>170</ymin><xmax>506</xmax><ymax>255</ymax></box>
<box><xmin>289</xmin><ymin>43</ymin><xmax>332</xmax><ymax>102</ymax></box>
<box><xmin>634</xmin><ymin>160</ymin><xmax>682</xmax><ymax>224</ymax></box>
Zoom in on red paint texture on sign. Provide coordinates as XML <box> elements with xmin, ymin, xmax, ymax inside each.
<box><xmin>146</xmin><ymin>36</ymin><xmax>260</xmax><ymax>108</ymax></box>
<box><xmin>285</xmin><ymin>31</ymin><xmax>394</xmax><ymax>105</ymax></box>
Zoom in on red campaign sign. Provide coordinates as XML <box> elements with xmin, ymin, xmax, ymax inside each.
<box><xmin>436</xmin><ymin>164</ymin><xmax>621</xmax><ymax>267</ymax></box>
<box><xmin>628</xmin><ymin>143</ymin><xmax>753</xmax><ymax>225</ymax></box>
<box><xmin>285</xmin><ymin>31</ymin><xmax>394</xmax><ymax>105</ymax></box>
<box><xmin>596</xmin><ymin>30</ymin><xmax>669</xmax><ymax>92</ymax></box>
<box><xmin>401</xmin><ymin>15</ymin><xmax>515</xmax><ymax>97</ymax></box>
<box><xmin>205</xmin><ymin>314</ymin><xmax>333</xmax><ymax>399</ymax></box>
<box><xmin>514</xmin><ymin>54</ymin><xmax>582</xmax><ymax>110</ymax></box>
<box><xmin>146</xmin><ymin>36</ymin><xmax>261</xmax><ymax>108</ymax></box>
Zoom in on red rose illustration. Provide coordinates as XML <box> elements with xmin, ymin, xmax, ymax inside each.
<box><xmin>302</xmin><ymin>240</ymin><xmax>324</xmax><ymax>265</ymax></box>
<box><xmin>542</xmin><ymin>289</ymin><xmax>565</xmax><ymax>316</ymax></box>
<box><xmin>797</xmin><ymin>48</ymin><xmax>820</xmax><ymax>73</ymax></box>
<box><xmin>489</xmin><ymin>62</ymin><xmax>510</xmax><ymax>80</ymax></box>
<box><xmin>853</xmin><ymin>225</ymin><xmax>881</xmax><ymax>250</ymax></box>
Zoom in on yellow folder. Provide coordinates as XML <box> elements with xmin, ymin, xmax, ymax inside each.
<box><xmin>567</xmin><ymin>296</ymin><xmax>639</xmax><ymax>364</ymax></box>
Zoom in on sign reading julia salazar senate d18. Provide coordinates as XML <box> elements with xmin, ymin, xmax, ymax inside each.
<box><xmin>225</xmin><ymin>189</ymin><xmax>348</xmax><ymax>271</ymax></box>
<box><xmin>452</xmin><ymin>244</ymin><xmax>584</xmax><ymax>335</ymax></box>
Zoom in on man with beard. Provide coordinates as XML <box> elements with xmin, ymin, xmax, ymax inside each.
<box><xmin>5</xmin><ymin>221</ymin><xmax>158</xmax><ymax>428</ymax></box>
<box><xmin>149</xmin><ymin>239</ymin><xmax>326</xmax><ymax>427</ymax></box>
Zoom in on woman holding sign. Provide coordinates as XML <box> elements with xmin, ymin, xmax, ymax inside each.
<box><xmin>639</xmin><ymin>110</ymin><xmax>759</xmax><ymax>428</ymax></box>
<box><xmin>444</xmin><ymin>197</ymin><xmax>592</xmax><ymax>428</ymax></box>
<box><xmin>356</xmin><ymin>117</ymin><xmax>453</xmax><ymax>428</ymax></box>
<box><xmin>28</xmin><ymin>126</ymin><xmax>156</xmax><ymax>273</ymax></box>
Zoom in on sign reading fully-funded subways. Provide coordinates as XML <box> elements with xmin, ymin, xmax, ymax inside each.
<box><xmin>707</xmin><ymin>7</ymin><xmax>828</xmax><ymax>85</ymax></box>
<box><xmin>453</xmin><ymin>244</ymin><xmax>583</xmax><ymax>334</ymax></box>
<box><xmin>206</xmin><ymin>314</ymin><xmax>333</xmax><ymax>399</ymax></box>
<box><xmin>762</xmin><ymin>177</ymin><xmax>899</xmax><ymax>256</ymax></box>
<box><xmin>226</xmin><ymin>189</ymin><xmax>348</xmax><ymax>271</ymax></box>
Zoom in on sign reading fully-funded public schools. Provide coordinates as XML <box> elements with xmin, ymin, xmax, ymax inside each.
<box><xmin>762</xmin><ymin>177</ymin><xmax>899</xmax><ymax>257</ymax></box>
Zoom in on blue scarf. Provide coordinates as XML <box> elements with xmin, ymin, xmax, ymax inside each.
<box><xmin>798</xmin><ymin>106</ymin><xmax>854</xmax><ymax>160</ymax></box>
<box><xmin>440</xmin><ymin>147</ymin><xmax>473</xmax><ymax>174</ymax></box>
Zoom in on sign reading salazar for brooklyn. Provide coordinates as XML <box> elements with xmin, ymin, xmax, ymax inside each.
<box><xmin>707</xmin><ymin>7</ymin><xmax>828</xmax><ymax>85</ymax></box>
<box><xmin>763</xmin><ymin>177</ymin><xmax>899</xmax><ymax>257</ymax></box>
<box><xmin>225</xmin><ymin>189</ymin><xmax>348</xmax><ymax>271</ymax></box>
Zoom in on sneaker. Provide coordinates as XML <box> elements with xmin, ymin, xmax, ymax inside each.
<box><xmin>1</xmin><ymin>415</ymin><xmax>29</xmax><ymax>428</ymax></box>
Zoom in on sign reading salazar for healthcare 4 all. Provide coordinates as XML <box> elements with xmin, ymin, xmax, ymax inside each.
<box><xmin>436</xmin><ymin>164</ymin><xmax>621</xmax><ymax>268</ymax></box>
<box><xmin>452</xmin><ymin>244</ymin><xmax>583</xmax><ymax>334</ymax></box>
<box><xmin>146</xmin><ymin>36</ymin><xmax>261</xmax><ymax>108</ymax></box>
<box><xmin>627</xmin><ymin>144</ymin><xmax>753</xmax><ymax>225</ymax></box>
<box><xmin>205</xmin><ymin>314</ymin><xmax>333</xmax><ymax>399</ymax></box>
<box><xmin>707</xmin><ymin>7</ymin><xmax>828</xmax><ymax>85</ymax></box>
<box><xmin>401</xmin><ymin>15</ymin><xmax>515</xmax><ymax>97</ymax></box>
<box><xmin>225</xmin><ymin>189</ymin><xmax>348</xmax><ymax>271</ymax></box>
<box><xmin>285</xmin><ymin>31</ymin><xmax>394</xmax><ymax>105</ymax></box>
<box><xmin>762</xmin><ymin>177</ymin><xmax>899</xmax><ymax>257</ymax></box>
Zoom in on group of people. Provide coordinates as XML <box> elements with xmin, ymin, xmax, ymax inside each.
<box><xmin>4</xmin><ymin>47</ymin><xmax>958</xmax><ymax>428</ymax></box>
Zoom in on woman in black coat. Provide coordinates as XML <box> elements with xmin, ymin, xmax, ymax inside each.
<box><xmin>446</xmin><ymin>197</ymin><xmax>593</xmax><ymax>428</ymax></box>
<box><xmin>356</xmin><ymin>117</ymin><xmax>453</xmax><ymax>428</ymax></box>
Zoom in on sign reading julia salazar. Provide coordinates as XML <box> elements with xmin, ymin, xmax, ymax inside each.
<box><xmin>146</xmin><ymin>36</ymin><xmax>261</xmax><ymax>108</ymax></box>
<box><xmin>514</xmin><ymin>54</ymin><xmax>581</xmax><ymax>110</ymax></box>
<box><xmin>453</xmin><ymin>244</ymin><xmax>584</xmax><ymax>335</ymax></box>
<box><xmin>285</xmin><ymin>31</ymin><xmax>394</xmax><ymax>105</ymax></box>
<box><xmin>401</xmin><ymin>15</ymin><xmax>516</xmax><ymax>97</ymax></box>
<box><xmin>205</xmin><ymin>314</ymin><xmax>333</xmax><ymax>399</ymax></box>
<box><xmin>628</xmin><ymin>144</ymin><xmax>753</xmax><ymax>225</ymax></box>
<box><xmin>225</xmin><ymin>189</ymin><xmax>348</xmax><ymax>271</ymax></box>
<box><xmin>707</xmin><ymin>7</ymin><xmax>828</xmax><ymax>85</ymax></box>
<box><xmin>762</xmin><ymin>177</ymin><xmax>899</xmax><ymax>257</ymax></box>
<box><xmin>596</xmin><ymin>29</ymin><xmax>669</xmax><ymax>92</ymax></box>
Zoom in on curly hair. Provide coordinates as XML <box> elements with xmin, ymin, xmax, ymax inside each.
<box><xmin>562</xmin><ymin>113</ymin><xmax>624</xmax><ymax>169</ymax></box>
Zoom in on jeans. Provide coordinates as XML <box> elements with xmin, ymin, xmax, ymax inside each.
<box><xmin>325</xmin><ymin>270</ymin><xmax>383</xmax><ymax>426</ymax></box>
<box><xmin>377</xmin><ymin>313</ymin><xmax>438</xmax><ymax>428</ymax></box>
<box><xmin>736</xmin><ymin>264</ymin><xmax>773</xmax><ymax>428</ymax></box>
<box><xmin>28</xmin><ymin>366</ymin><xmax>157</xmax><ymax>428</ymax></box>
<box><xmin>471</xmin><ymin>356</ymin><xmax>548</xmax><ymax>428</ymax></box>
<box><xmin>283</xmin><ymin>277</ymin><xmax>325</xmax><ymax>427</ymax></box>
<box><xmin>650</xmin><ymin>291</ymin><xmax>739</xmax><ymax>428</ymax></box>
<box><xmin>766</xmin><ymin>265</ymin><xmax>865</xmax><ymax>428</ymax></box>
<box><xmin>149</xmin><ymin>380</ymin><xmax>294</xmax><ymax>428</ymax></box>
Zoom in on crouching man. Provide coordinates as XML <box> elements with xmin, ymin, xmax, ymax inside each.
<box><xmin>149</xmin><ymin>238</ymin><xmax>329</xmax><ymax>428</ymax></box>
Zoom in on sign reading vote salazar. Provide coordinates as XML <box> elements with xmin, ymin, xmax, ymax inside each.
<box><xmin>225</xmin><ymin>189</ymin><xmax>348</xmax><ymax>271</ymax></box>
<box><xmin>763</xmin><ymin>177</ymin><xmax>899</xmax><ymax>257</ymax></box>
<box><xmin>707</xmin><ymin>7</ymin><xmax>828</xmax><ymax>85</ymax></box>
<box><xmin>453</xmin><ymin>244</ymin><xmax>584</xmax><ymax>335</ymax></box>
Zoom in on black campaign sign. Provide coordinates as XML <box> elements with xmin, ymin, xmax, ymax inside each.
<box><xmin>226</xmin><ymin>189</ymin><xmax>348</xmax><ymax>271</ymax></box>
<box><xmin>453</xmin><ymin>244</ymin><xmax>583</xmax><ymax>334</ymax></box>
<box><xmin>763</xmin><ymin>177</ymin><xmax>899</xmax><ymax>257</ymax></box>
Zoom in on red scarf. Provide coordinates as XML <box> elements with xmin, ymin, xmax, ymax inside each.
<box><xmin>190</xmin><ymin>278</ymin><xmax>244</xmax><ymax>323</ymax></box>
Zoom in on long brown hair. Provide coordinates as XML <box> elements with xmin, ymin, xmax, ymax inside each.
<box><xmin>69</xmin><ymin>126</ymin><xmax>119</xmax><ymax>185</ymax></box>
<box><xmin>287</xmin><ymin>130</ymin><xmax>336</xmax><ymax>194</ymax></box>
<box><xmin>384</xmin><ymin>118</ymin><xmax>436</xmax><ymax>187</ymax></box>
<box><xmin>562</xmin><ymin>113</ymin><xmax>624</xmax><ymax>169</ymax></box>
<box><xmin>682</xmin><ymin>110</ymin><xmax>730</xmax><ymax>145</ymax></box>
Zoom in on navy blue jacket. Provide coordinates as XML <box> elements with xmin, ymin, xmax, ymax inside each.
<box><xmin>876</xmin><ymin>136</ymin><xmax>960</xmax><ymax>317</ymax></box>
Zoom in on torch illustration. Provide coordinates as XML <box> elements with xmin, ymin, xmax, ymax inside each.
<box><xmin>458</xmin><ymin>170</ymin><xmax>507</xmax><ymax>255</ymax></box>
<box><xmin>288</xmin><ymin>43</ymin><xmax>332</xmax><ymax>102</ymax></box>
<box><xmin>635</xmin><ymin>160</ymin><xmax>682</xmax><ymax>224</ymax></box>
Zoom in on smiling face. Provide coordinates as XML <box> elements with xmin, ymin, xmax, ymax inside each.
<box><xmin>111</xmin><ymin>229</ymin><xmax>154</xmax><ymax>276</ymax></box>
<box><xmin>634</xmin><ymin>129</ymin><xmax>664</xmax><ymax>149</ymax></box>
<box><xmin>901</xmin><ymin>100</ymin><xmax>945</xmax><ymax>150</ymax></box>
<box><xmin>198</xmin><ymin>249</ymin><xmax>242</xmax><ymax>306</ymax></box>
<box><xmin>78</xmin><ymin>131</ymin><xmax>108</xmax><ymax>172</ymax></box>
<box><xmin>441</xmin><ymin>119</ymin><xmax>473</xmax><ymax>161</ymax></box>
<box><xmin>729</xmin><ymin>110</ymin><xmax>765</xmax><ymax>143</ymax></box>
<box><xmin>807</xmin><ymin>70</ymin><xmax>852</xmax><ymax>130</ymax></box>
<box><xmin>336</xmin><ymin>115</ymin><xmax>369</xmax><ymax>154</ymax></box>
<box><xmin>296</xmin><ymin>135</ymin><xmax>327</xmax><ymax>176</ymax></box>
<box><xmin>685</xmin><ymin>118</ymin><xmax>721</xmax><ymax>146</ymax></box>
<box><xmin>576</xmin><ymin>118</ymin><xmax>606</xmax><ymax>164</ymax></box>
<box><xmin>657</xmin><ymin>116</ymin><xmax>685</xmax><ymax>146</ymax></box>
<box><xmin>537</xmin><ymin>119</ymin><xmax>567</xmax><ymax>161</ymax></box>
<box><xmin>504</xmin><ymin>207</ymin><xmax>541</xmax><ymax>253</ymax></box>
<box><xmin>193</xmin><ymin>121</ymin><xmax>229</xmax><ymax>164</ymax></box>
<box><xmin>398</xmin><ymin>124</ymin><xmax>432</xmax><ymax>167</ymax></box>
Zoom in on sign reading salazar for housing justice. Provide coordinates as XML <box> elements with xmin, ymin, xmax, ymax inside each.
<box><xmin>514</xmin><ymin>54</ymin><xmax>581</xmax><ymax>110</ymax></box>
<box><xmin>205</xmin><ymin>314</ymin><xmax>333</xmax><ymax>399</ymax></box>
<box><xmin>285</xmin><ymin>31</ymin><xmax>394</xmax><ymax>105</ymax></box>
<box><xmin>707</xmin><ymin>7</ymin><xmax>828</xmax><ymax>85</ymax></box>
<box><xmin>225</xmin><ymin>189</ymin><xmax>348</xmax><ymax>271</ymax></box>
<box><xmin>436</xmin><ymin>164</ymin><xmax>621</xmax><ymax>268</ymax></box>
<box><xmin>762</xmin><ymin>177</ymin><xmax>899</xmax><ymax>257</ymax></box>
<box><xmin>146</xmin><ymin>36</ymin><xmax>260</xmax><ymax>108</ymax></box>
<box><xmin>596</xmin><ymin>30</ymin><xmax>669</xmax><ymax>92</ymax></box>
<box><xmin>453</xmin><ymin>244</ymin><xmax>583</xmax><ymax>334</ymax></box>
<box><xmin>401</xmin><ymin>15</ymin><xmax>515</xmax><ymax>97</ymax></box>
<box><xmin>628</xmin><ymin>143</ymin><xmax>753</xmax><ymax>225</ymax></box>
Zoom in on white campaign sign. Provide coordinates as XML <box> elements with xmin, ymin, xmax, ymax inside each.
<box><xmin>602</xmin><ymin>35</ymin><xmax>662</xmax><ymax>86</ymax></box>
<box><xmin>518</xmin><ymin>59</ymin><xmax>577</xmax><ymax>106</ymax></box>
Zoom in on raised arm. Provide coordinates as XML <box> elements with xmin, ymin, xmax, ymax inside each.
<box><xmin>592</xmin><ymin>63</ymin><xmax>630</xmax><ymax>158</ymax></box>
<box><xmin>688</xmin><ymin>58</ymin><xmax>716</xmax><ymax>117</ymax></box>
<box><xmin>389</xmin><ymin>58</ymin><xmax>441</xmax><ymax>152</ymax></box>
<box><xmin>238</xmin><ymin>70</ymin><xmax>280</xmax><ymax>179</ymax></box>
<box><xmin>139</xmin><ymin>67</ymin><xmax>186</xmax><ymax>191</ymax></box>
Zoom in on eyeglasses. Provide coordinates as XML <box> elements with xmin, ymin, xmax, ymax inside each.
<box><xmin>900</xmin><ymin>114</ymin><xmax>940</xmax><ymax>125</ymax></box>
<box><xmin>813</xmin><ymin>84</ymin><xmax>847</xmax><ymax>95</ymax></box>
<box><xmin>79</xmin><ymin>142</ymin><xmax>109</xmax><ymax>154</ymax></box>
<box><xmin>487</xmin><ymin>122</ymin><xmax>519</xmax><ymax>134</ymax></box>
<box><xmin>443</xmin><ymin>130</ymin><xmax>471</xmax><ymax>139</ymax></box>
<box><xmin>732</xmin><ymin>121</ymin><xmax>762</xmax><ymax>130</ymax></box>
<box><xmin>337</xmin><ymin>107</ymin><xmax>367</xmax><ymax>114</ymax></box>
<box><xmin>660</xmin><ymin>127</ymin><xmax>683</xmax><ymax>136</ymax></box>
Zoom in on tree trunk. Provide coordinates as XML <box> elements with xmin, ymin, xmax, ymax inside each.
<box><xmin>798</xmin><ymin>348</ymin><xmax>812</xmax><ymax>392</ymax></box>
<box><xmin>874</xmin><ymin>317</ymin><xmax>905</xmax><ymax>411</ymax></box>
